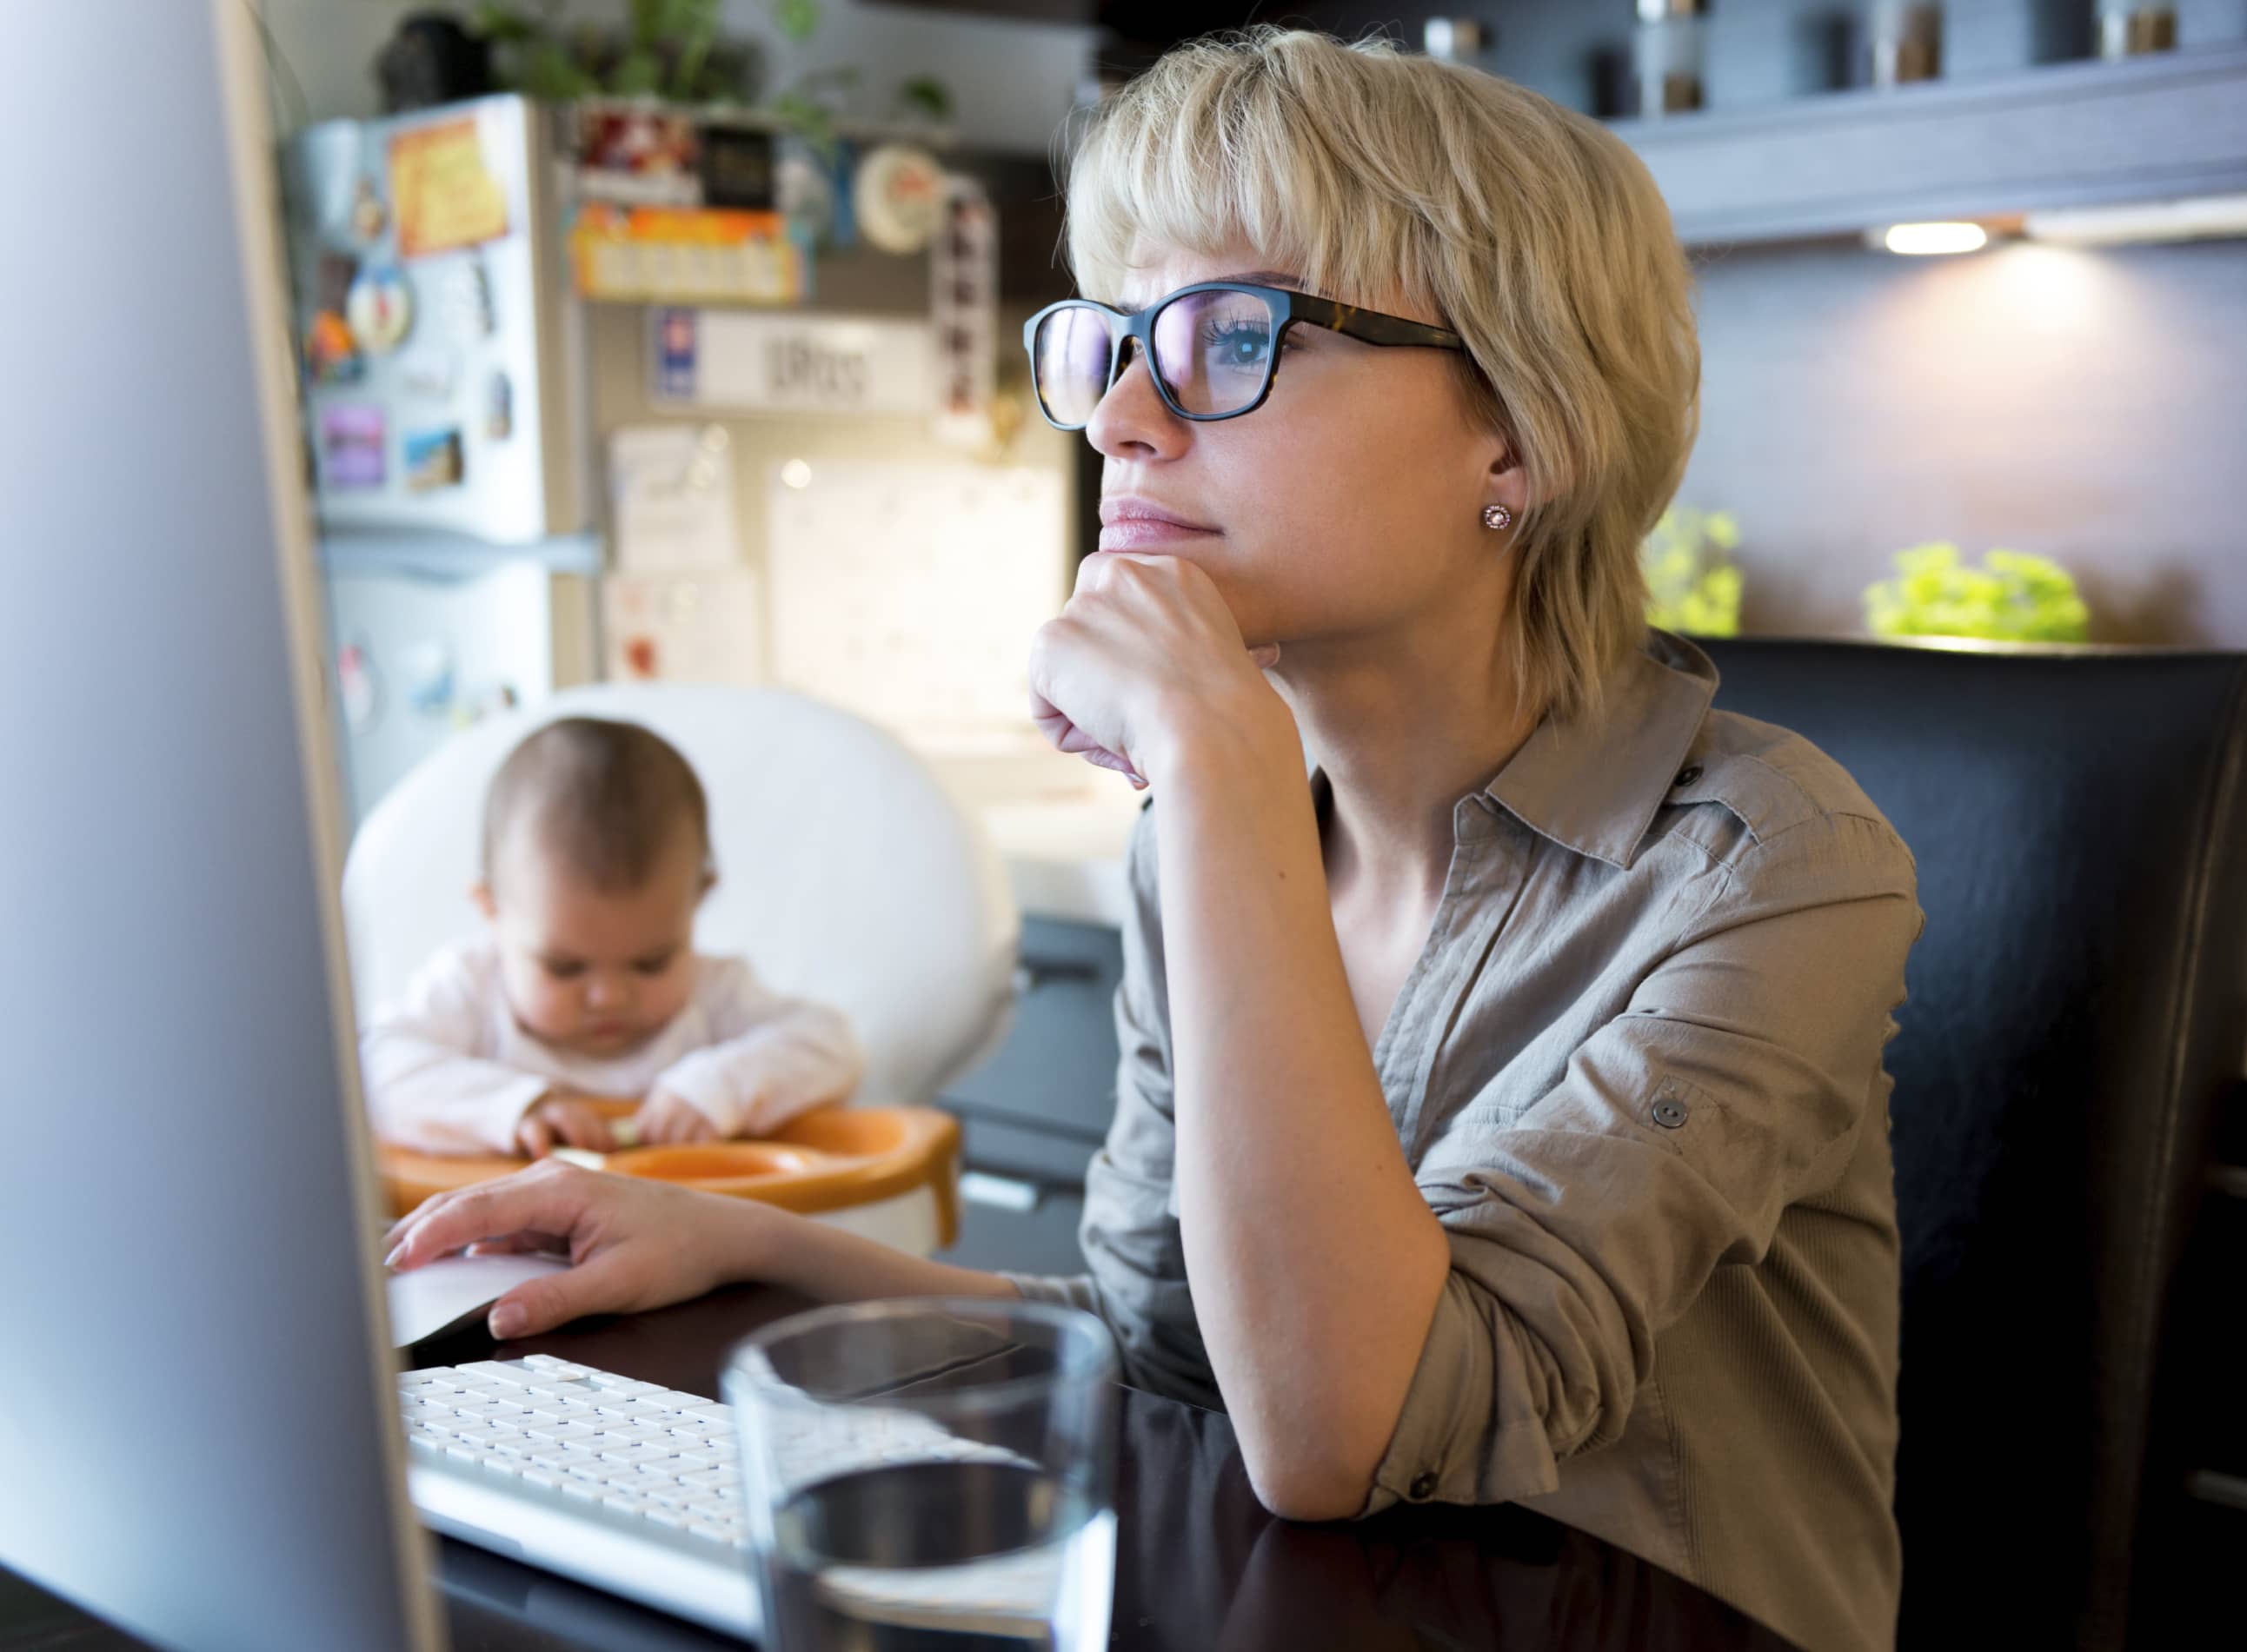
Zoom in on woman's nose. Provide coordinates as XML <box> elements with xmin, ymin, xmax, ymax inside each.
<box><xmin>1086</xmin><ymin>342</ymin><xmax>1189</xmax><ymax>462</ymax></box>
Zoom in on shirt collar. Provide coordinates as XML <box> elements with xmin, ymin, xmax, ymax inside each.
<box><xmin>1482</xmin><ymin>630</ymin><xmax>1718</xmax><ymax>870</ymax></box>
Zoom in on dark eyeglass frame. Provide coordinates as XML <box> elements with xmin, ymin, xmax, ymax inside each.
<box><xmin>1020</xmin><ymin>281</ymin><xmax>1469</xmax><ymax>430</ymax></box>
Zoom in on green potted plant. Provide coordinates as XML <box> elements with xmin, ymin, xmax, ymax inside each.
<box><xmin>1862</xmin><ymin>543</ymin><xmax>2091</xmax><ymax>643</ymax></box>
<box><xmin>1642</xmin><ymin>507</ymin><xmax>1745</xmax><ymax>638</ymax></box>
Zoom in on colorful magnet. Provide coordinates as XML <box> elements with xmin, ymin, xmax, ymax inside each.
<box><xmin>315</xmin><ymin>250</ymin><xmax>359</xmax><ymax>315</ymax></box>
<box><xmin>390</xmin><ymin>117</ymin><xmax>509</xmax><ymax>258</ymax></box>
<box><xmin>401</xmin><ymin>639</ymin><xmax>455</xmax><ymax>717</ymax></box>
<box><xmin>345</xmin><ymin>263</ymin><xmax>413</xmax><ymax>355</ymax></box>
<box><xmin>853</xmin><ymin>143</ymin><xmax>944</xmax><ymax>255</ymax></box>
<box><xmin>351</xmin><ymin>176</ymin><xmax>389</xmax><ymax>243</ymax></box>
<box><xmin>319</xmin><ymin>404</ymin><xmax>385</xmax><ymax>488</ymax></box>
<box><xmin>486</xmin><ymin>368</ymin><xmax>514</xmax><ymax>441</ymax></box>
<box><xmin>699</xmin><ymin>127</ymin><xmax>775</xmax><ymax>210</ymax></box>
<box><xmin>654</xmin><ymin>307</ymin><xmax>696</xmax><ymax>401</ymax></box>
<box><xmin>302</xmin><ymin>310</ymin><xmax>362</xmax><ymax>386</ymax></box>
<box><xmin>336</xmin><ymin>637</ymin><xmax>382</xmax><ymax>733</ymax></box>
<box><xmin>402</xmin><ymin>426</ymin><xmax>463</xmax><ymax>491</ymax></box>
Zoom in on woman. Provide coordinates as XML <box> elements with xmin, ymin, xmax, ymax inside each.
<box><xmin>388</xmin><ymin>31</ymin><xmax>1917</xmax><ymax>1652</ymax></box>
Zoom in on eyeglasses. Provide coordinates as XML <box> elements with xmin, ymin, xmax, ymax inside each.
<box><xmin>1021</xmin><ymin>282</ymin><xmax>1469</xmax><ymax>430</ymax></box>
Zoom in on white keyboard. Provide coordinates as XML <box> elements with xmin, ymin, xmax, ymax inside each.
<box><xmin>399</xmin><ymin>1353</ymin><xmax>1071</xmax><ymax>1641</ymax></box>
<box><xmin>401</xmin><ymin>1354</ymin><xmax>762</xmax><ymax>1635</ymax></box>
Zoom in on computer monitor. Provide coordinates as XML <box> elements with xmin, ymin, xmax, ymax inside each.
<box><xmin>0</xmin><ymin>4</ymin><xmax>441</xmax><ymax>1648</ymax></box>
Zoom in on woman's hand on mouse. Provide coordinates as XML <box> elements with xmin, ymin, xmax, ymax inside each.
<box><xmin>1028</xmin><ymin>552</ymin><xmax>1285</xmax><ymax>788</ymax></box>
<box><xmin>382</xmin><ymin>1161</ymin><xmax>774</xmax><ymax>1339</ymax></box>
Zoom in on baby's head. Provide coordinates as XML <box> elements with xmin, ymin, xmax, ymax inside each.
<box><xmin>472</xmin><ymin>717</ymin><xmax>714</xmax><ymax>1058</ymax></box>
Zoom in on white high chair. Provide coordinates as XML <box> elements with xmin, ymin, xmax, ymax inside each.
<box><xmin>340</xmin><ymin>683</ymin><xmax>1020</xmax><ymax>1255</ymax></box>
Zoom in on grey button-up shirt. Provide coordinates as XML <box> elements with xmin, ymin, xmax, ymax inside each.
<box><xmin>1013</xmin><ymin>633</ymin><xmax>1919</xmax><ymax>1652</ymax></box>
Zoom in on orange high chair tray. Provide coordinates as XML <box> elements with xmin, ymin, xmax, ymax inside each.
<box><xmin>377</xmin><ymin>1104</ymin><xmax>962</xmax><ymax>1248</ymax></box>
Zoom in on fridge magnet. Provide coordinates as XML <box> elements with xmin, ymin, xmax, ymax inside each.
<box><xmin>315</xmin><ymin>250</ymin><xmax>360</xmax><ymax>315</ymax></box>
<box><xmin>399</xmin><ymin>349</ymin><xmax>459</xmax><ymax>401</ymax></box>
<box><xmin>345</xmin><ymin>262</ymin><xmax>414</xmax><ymax>355</ymax></box>
<box><xmin>777</xmin><ymin>135</ymin><xmax>853</xmax><ymax>252</ymax></box>
<box><xmin>441</xmin><ymin>255</ymin><xmax>495</xmax><ymax>340</ymax></box>
<box><xmin>302</xmin><ymin>310</ymin><xmax>362</xmax><ymax>385</ymax></box>
<box><xmin>402</xmin><ymin>425</ymin><xmax>464</xmax><ymax>491</ymax></box>
<box><xmin>350</xmin><ymin>176</ymin><xmax>389</xmax><ymax>243</ymax></box>
<box><xmin>853</xmin><ymin>143</ymin><xmax>945</xmax><ymax>255</ymax></box>
<box><xmin>576</xmin><ymin>109</ymin><xmax>700</xmax><ymax>207</ymax></box>
<box><xmin>400</xmin><ymin>639</ymin><xmax>455</xmax><ymax>718</ymax></box>
<box><xmin>336</xmin><ymin>638</ymin><xmax>382</xmax><ymax>733</ymax></box>
<box><xmin>655</xmin><ymin>307</ymin><xmax>696</xmax><ymax>400</ymax></box>
<box><xmin>318</xmin><ymin>404</ymin><xmax>386</xmax><ymax>488</ymax></box>
<box><xmin>389</xmin><ymin>116</ymin><xmax>508</xmax><ymax>259</ymax></box>
<box><xmin>486</xmin><ymin>368</ymin><xmax>513</xmax><ymax>441</ymax></box>
<box><xmin>568</xmin><ymin>204</ymin><xmax>804</xmax><ymax>305</ymax></box>
<box><xmin>698</xmin><ymin>126</ymin><xmax>775</xmax><ymax>210</ymax></box>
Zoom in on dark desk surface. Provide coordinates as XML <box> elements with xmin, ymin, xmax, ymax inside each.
<box><xmin>3</xmin><ymin>1283</ymin><xmax>1793</xmax><ymax>1651</ymax></box>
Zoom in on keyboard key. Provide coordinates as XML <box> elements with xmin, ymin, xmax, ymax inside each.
<box><xmin>560</xmin><ymin>1477</ymin><xmax>602</xmax><ymax>1502</ymax></box>
<box><xmin>645</xmin><ymin>1504</ymin><xmax>690</xmax><ymax>1530</ymax></box>
<box><xmin>525</xmin><ymin>1421</ymin><xmax>601</xmax><ymax>1446</ymax></box>
<box><xmin>522</xmin><ymin>1355</ymin><xmax>595</xmax><ymax>1378</ymax></box>
<box><xmin>588</xmin><ymin>1373</ymin><xmax>658</xmax><ymax>1395</ymax></box>
<box><xmin>457</xmin><ymin>1361</ymin><xmax>535</xmax><ymax>1387</ymax></box>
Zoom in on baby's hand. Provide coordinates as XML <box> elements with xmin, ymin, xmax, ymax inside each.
<box><xmin>633</xmin><ymin>1090</ymin><xmax>721</xmax><ymax>1146</ymax></box>
<box><xmin>515</xmin><ymin>1092</ymin><xmax>619</xmax><ymax>1158</ymax></box>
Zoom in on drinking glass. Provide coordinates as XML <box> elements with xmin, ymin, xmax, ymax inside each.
<box><xmin>725</xmin><ymin>1298</ymin><xmax>1118</xmax><ymax>1650</ymax></box>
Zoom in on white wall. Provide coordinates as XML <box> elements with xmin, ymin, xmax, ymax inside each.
<box><xmin>255</xmin><ymin>0</ymin><xmax>1094</xmax><ymax>154</ymax></box>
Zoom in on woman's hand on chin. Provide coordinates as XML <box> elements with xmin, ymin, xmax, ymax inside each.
<box><xmin>1028</xmin><ymin>551</ymin><xmax>1286</xmax><ymax>788</ymax></box>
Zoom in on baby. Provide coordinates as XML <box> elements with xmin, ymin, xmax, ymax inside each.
<box><xmin>362</xmin><ymin>715</ymin><xmax>863</xmax><ymax>1158</ymax></box>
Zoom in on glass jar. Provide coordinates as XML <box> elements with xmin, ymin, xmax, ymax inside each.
<box><xmin>2097</xmin><ymin>3</ymin><xmax>2177</xmax><ymax>58</ymax></box>
<box><xmin>1870</xmin><ymin>2</ymin><xmax>1944</xmax><ymax>88</ymax></box>
<box><xmin>1635</xmin><ymin>0</ymin><xmax>1707</xmax><ymax>117</ymax></box>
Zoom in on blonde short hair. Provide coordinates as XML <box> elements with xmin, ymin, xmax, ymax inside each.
<box><xmin>1060</xmin><ymin>29</ymin><xmax>1699</xmax><ymax>723</ymax></box>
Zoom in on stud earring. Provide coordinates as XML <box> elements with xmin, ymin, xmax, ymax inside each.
<box><xmin>1481</xmin><ymin>504</ymin><xmax>1513</xmax><ymax>532</ymax></box>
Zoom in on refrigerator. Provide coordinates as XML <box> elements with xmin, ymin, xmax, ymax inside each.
<box><xmin>280</xmin><ymin>94</ymin><xmax>597</xmax><ymax>821</ymax></box>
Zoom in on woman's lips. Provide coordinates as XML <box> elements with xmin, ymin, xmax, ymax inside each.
<box><xmin>1098</xmin><ymin>499</ymin><xmax>1219</xmax><ymax>553</ymax></box>
<box><xmin>1098</xmin><ymin>517</ymin><xmax>1220</xmax><ymax>552</ymax></box>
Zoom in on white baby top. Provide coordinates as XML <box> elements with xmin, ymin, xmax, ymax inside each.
<box><xmin>361</xmin><ymin>935</ymin><xmax>863</xmax><ymax>1153</ymax></box>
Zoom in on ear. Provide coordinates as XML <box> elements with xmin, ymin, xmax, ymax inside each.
<box><xmin>1482</xmin><ymin>432</ymin><xmax>1531</xmax><ymax>521</ymax></box>
<box><xmin>470</xmin><ymin>879</ymin><xmax>497</xmax><ymax>922</ymax></box>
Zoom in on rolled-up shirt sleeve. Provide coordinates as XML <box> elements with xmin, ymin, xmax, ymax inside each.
<box><xmin>1005</xmin><ymin>813</ymin><xmax>1222</xmax><ymax>1409</ymax></box>
<box><xmin>1365</xmin><ymin>812</ymin><xmax>1920</xmax><ymax>1515</ymax></box>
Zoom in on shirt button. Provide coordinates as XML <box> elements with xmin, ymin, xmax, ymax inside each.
<box><xmin>1673</xmin><ymin>766</ymin><xmax>1702</xmax><ymax>787</ymax></box>
<box><xmin>1652</xmin><ymin>1098</ymin><xmax>1688</xmax><ymax>1129</ymax></box>
<box><xmin>1408</xmin><ymin>1472</ymin><xmax>1438</xmax><ymax>1501</ymax></box>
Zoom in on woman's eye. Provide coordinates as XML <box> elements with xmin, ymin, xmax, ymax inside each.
<box><xmin>1203</xmin><ymin>321</ymin><xmax>1274</xmax><ymax>365</ymax></box>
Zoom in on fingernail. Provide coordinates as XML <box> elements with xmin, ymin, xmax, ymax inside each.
<box><xmin>489</xmin><ymin>1304</ymin><xmax>527</xmax><ymax>1338</ymax></box>
<box><xmin>383</xmin><ymin>1244</ymin><xmax>406</xmax><ymax>1269</ymax></box>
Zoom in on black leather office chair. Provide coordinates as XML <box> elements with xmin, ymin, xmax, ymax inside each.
<box><xmin>1699</xmin><ymin>638</ymin><xmax>2247</xmax><ymax>1651</ymax></box>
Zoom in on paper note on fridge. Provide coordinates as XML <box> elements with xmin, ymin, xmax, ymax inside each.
<box><xmin>609</xmin><ymin>422</ymin><xmax>741</xmax><ymax>574</ymax></box>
